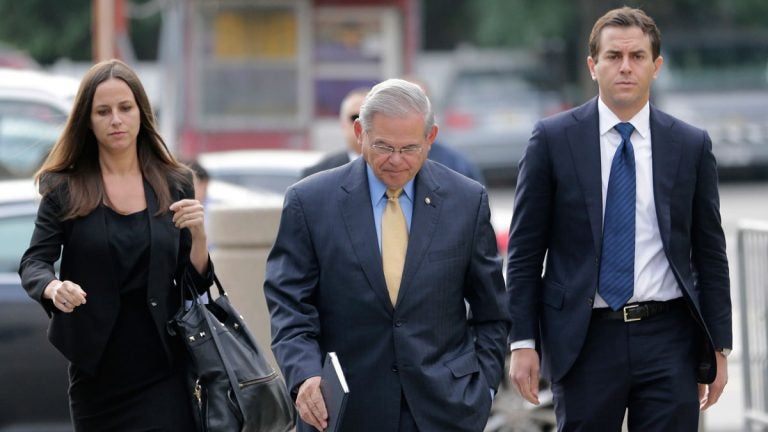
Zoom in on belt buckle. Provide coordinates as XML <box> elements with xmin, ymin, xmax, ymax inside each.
<box><xmin>623</xmin><ymin>304</ymin><xmax>641</xmax><ymax>322</ymax></box>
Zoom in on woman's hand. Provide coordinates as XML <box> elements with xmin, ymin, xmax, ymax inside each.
<box><xmin>170</xmin><ymin>198</ymin><xmax>209</xmax><ymax>275</ymax></box>
<box><xmin>170</xmin><ymin>199</ymin><xmax>206</xmax><ymax>241</ymax></box>
<box><xmin>44</xmin><ymin>280</ymin><xmax>87</xmax><ymax>313</ymax></box>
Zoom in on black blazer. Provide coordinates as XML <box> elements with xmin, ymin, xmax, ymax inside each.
<box><xmin>507</xmin><ymin>98</ymin><xmax>731</xmax><ymax>384</ymax></box>
<box><xmin>19</xmin><ymin>176</ymin><xmax>212</xmax><ymax>374</ymax></box>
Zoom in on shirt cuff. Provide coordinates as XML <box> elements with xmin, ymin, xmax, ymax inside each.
<box><xmin>510</xmin><ymin>339</ymin><xmax>536</xmax><ymax>351</ymax></box>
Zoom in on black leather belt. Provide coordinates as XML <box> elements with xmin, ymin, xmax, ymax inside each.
<box><xmin>592</xmin><ymin>298</ymin><xmax>687</xmax><ymax>322</ymax></box>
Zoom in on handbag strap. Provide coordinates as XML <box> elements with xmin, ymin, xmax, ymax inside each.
<box><xmin>179</xmin><ymin>264</ymin><xmax>225</xmax><ymax>309</ymax></box>
<box><xmin>199</xmin><ymin>284</ymin><xmax>250</xmax><ymax>421</ymax></box>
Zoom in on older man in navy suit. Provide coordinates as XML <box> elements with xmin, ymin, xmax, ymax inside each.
<box><xmin>506</xmin><ymin>7</ymin><xmax>731</xmax><ymax>431</ymax></box>
<box><xmin>265</xmin><ymin>78</ymin><xmax>509</xmax><ymax>432</ymax></box>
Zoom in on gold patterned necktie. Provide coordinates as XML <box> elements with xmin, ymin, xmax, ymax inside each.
<box><xmin>382</xmin><ymin>188</ymin><xmax>408</xmax><ymax>305</ymax></box>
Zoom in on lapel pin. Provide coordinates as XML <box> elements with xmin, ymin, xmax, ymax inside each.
<box><xmin>424</xmin><ymin>197</ymin><xmax>431</xmax><ymax>205</ymax></box>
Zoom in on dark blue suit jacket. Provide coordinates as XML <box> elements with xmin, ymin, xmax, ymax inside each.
<box><xmin>264</xmin><ymin>158</ymin><xmax>509</xmax><ymax>432</ymax></box>
<box><xmin>507</xmin><ymin>97</ymin><xmax>731</xmax><ymax>384</ymax></box>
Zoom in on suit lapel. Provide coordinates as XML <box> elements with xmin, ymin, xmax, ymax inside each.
<box><xmin>144</xmin><ymin>181</ymin><xmax>180</xmax><ymax>298</ymax></box>
<box><xmin>339</xmin><ymin>159</ymin><xmax>393</xmax><ymax>312</ymax></box>
<box><xmin>650</xmin><ymin>107</ymin><xmax>680</xmax><ymax>250</ymax></box>
<box><xmin>568</xmin><ymin>99</ymin><xmax>604</xmax><ymax>254</ymax></box>
<box><xmin>397</xmin><ymin>161</ymin><xmax>442</xmax><ymax>305</ymax></box>
<box><xmin>145</xmin><ymin>182</ymin><xmax>161</xmax><ymax>297</ymax></box>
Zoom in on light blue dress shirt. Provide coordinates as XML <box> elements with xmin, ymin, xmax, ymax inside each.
<box><xmin>365</xmin><ymin>164</ymin><xmax>495</xmax><ymax>401</ymax></box>
<box><xmin>366</xmin><ymin>164</ymin><xmax>414</xmax><ymax>252</ymax></box>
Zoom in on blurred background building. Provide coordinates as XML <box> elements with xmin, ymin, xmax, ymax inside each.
<box><xmin>1</xmin><ymin>0</ymin><xmax>766</xmax><ymax>183</ymax></box>
<box><xmin>1</xmin><ymin>1</ymin><xmax>767</xmax><ymax>431</ymax></box>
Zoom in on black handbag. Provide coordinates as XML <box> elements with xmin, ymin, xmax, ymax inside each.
<box><xmin>169</xmin><ymin>272</ymin><xmax>296</xmax><ymax>432</ymax></box>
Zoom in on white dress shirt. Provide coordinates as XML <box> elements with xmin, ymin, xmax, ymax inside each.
<box><xmin>595</xmin><ymin>98</ymin><xmax>681</xmax><ymax>308</ymax></box>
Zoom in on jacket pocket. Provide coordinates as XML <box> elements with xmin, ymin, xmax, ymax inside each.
<box><xmin>445</xmin><ymin>350</ymin><xmax>480</xmax><ymax>378</ymax></box>
<box><xmin>428</xmin><ymin>243</ymin><xmax>465</xmax><ymax>262</ymax></box>
<box><xmin>541</xmin><ymin>281</ymin><xmax>565</xmax><ymax>310</ymax></box>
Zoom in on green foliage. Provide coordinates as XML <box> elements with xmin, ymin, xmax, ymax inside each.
<box><xmin>0</xmin><ymin>0</ymin><xmax>162</xmax><ymax>65</ymax></box>
<box><xmin>467</xmin><ymin>0</ymin><xmax>579</xmax><ymax>48</ymax></box>
<box><xmin>424</xmin><ymin>0</ymin><xmax>768</xmax><ymax>50</ymax></box>
<box><xmin>0</xmin><ymin>0</ymin><xmax>92</xmax><ymax>64</ymax></box>
<box><xmin>421</xmin><ymin>0</ymin><xmax>475</xmax><ymax>49</ymax></box>
<box><xmin>130</xmin><ymin>10</ymin><xmax>162</xmax><ymax>59</ymax></box>
<box><xmin>2</xmin><ymin>0</ymin><xmax>768</xmax><ymax>66</ymax></box>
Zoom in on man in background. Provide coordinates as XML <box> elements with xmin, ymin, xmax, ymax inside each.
<box><xmin>301</xmin><ymin>87</ymin><xmax>368</xmax><ymax>179</ymax></box>
<box><xmin>186</xmin><ymin>159</ymin><xmax>210</xmax><ymax>204</ymax></box>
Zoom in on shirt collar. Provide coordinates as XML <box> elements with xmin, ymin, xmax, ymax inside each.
<box><xmin>366</xmin><ymin>164</ymin><xmax>415</xmax><ymax>203</ymax></box>
<box><xmin>597</xmin><ymin>97</ymin><xmax>650</xmax><ymax>140</ymax></box>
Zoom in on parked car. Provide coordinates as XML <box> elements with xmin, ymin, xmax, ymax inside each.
<box><xmin>198</xmin><ymin>149</ymin><xmax>326</xmax><ymax>194</ymax></box>
<box><xmin>0</xmin><ymin>43</ymin><xmax>39</xmax><ymax>70</ymax></box>
<box><xmin>0</xmin><ymin>178</ymin><xmax>276</xmax><ymax>431</ymax></box>
<box><xmin>0</xmin><ymin>68</ymin><xmax>78</xmax><ymax>179</ymax></box>
<box><xmin>654</xmin><ymin>33</ymin><xmax>768</xmax><ymax>180</ymax></box>
<box><xmin>0</xmin><ymin>179</ymin><xmax>70</xmax><ymax>431</ymax></box>
<box><xmin>437</xmin><ymin>54</ymin><xmax>569</xmax><ymax>185</ymax></box>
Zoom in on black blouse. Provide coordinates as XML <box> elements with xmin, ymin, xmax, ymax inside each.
<box><xmin>69</xmin><ymin>207</ymin><xmax>174</xmax><ymax>403</ymax></box>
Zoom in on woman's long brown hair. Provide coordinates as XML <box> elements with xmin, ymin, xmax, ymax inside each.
<box><xmin>36</xmin><ymin>59</ymin><xmax>191</xmax><ymax>219</ymax></box>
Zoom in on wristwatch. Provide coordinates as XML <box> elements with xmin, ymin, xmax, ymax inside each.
<box><xmin>716</xmin><ymin>347</ymin><xmax>732</xmax><ymax>358</ymax></box>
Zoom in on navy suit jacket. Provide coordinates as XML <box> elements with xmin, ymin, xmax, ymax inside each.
<box><xmin>507</xmin><ymin>97</ymin><xmax>731</xmax><ymax>384</ymax></box>
<box><xmin>264</xmin><ymin>157</ymin><xmax>509</xmax><ymax>432</ymax></box>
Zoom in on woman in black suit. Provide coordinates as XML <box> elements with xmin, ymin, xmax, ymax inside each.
<box><xmin>19</xmin><ymin>59</ymin><xmax>211</xmax><ymax>431</ymax></box>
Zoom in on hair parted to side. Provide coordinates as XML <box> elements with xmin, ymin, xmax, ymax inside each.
<box><xmin>36</xmin><ymin>59</ymin><xmax>191</xmax><ymax>219</ymax></box>
<box><xmin>589</xmin><ymin>6</ymin><xmax>662</xmax><ymax>60</ymax></box>
<box><xmin>358</xmin><ymin>78</ymin><xmax>434</xmax><ymax>136</ymax></box>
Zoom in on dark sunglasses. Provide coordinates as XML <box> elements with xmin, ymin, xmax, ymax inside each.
<box><xmin>349</xmin><ymin>114</ymin><xmax>359</xmax><ymax>123</ymax></box>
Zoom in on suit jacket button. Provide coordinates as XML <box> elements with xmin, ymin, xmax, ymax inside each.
<box><xmin>391</xmin><ymin>365</ymin><xmax>398</xmax><ymax>373</ymax></box>
<box><xmin>395</xmin><ymin>319</ymin><xmax>404</xmax><ymax>327</ymax></box>
<box><xmin>149</xmin><ymin>298</ymin><xmax>158</xmax><ymax>307</ymax></box>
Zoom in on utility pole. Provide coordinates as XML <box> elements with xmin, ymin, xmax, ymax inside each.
<box><xmin>92</xmin><ymin>0</ymin><xmax>130</xmax><ymax>61</ymax></box>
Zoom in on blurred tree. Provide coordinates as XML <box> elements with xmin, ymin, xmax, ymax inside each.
<box><xmin>421</xmin><ymin>0</ymin><xmax>474</xmax><ymax>50</ymax></box>
<box><xmin>425</xmin><ymin>0</ymin><xmax>768</xmax><ymax>50</ymax></box>
<box><xmin>423</xmin><ymin>0</ymin><xmax>768</xmax><ymax>99</ymax></box>
<box><xmin>2</xmin><ymin>0</ymin><xmax>767</xmax><ymax>67</ymax></box>
<box><xmin>130</xmin><ymin>5</ymin><xmax>161</xmax><ymax>60</ymax></box>
<box><xmin>0</xmin><ymin>0</ymin><xmax>161</xmax><ymax>65</ymax></box>
<box><xmin>0</xmin><ymin>0</ymin><xmax>91</xmax><ymax>64</ymax></box>
<box><xmin>467</xmin><ymin>0</ymin><xmax>578</xmax><ymax>49</ymax></box>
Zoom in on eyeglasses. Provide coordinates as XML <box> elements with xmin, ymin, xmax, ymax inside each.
<box><xmin>370</xmin><ymin>143</ymin><xmax>424</xmax><ymax>156</ymax></box>
<box><xmin>349</xmin><ymin>114</ymin><xmax>359</xmax><ymax>123</ymax></box>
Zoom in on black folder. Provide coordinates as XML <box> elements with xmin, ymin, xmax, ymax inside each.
<box><xmin>320</xmin><ymin>352</ymin><xmax>349</xmax><ymax>432</ymax></box>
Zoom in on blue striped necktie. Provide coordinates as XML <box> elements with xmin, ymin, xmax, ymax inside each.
<box><xmin>599</xmin><ymin>122</ymin><xmax>636</xmax><ymax>311</ymax></box>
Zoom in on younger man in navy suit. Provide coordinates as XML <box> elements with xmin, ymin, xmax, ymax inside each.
<box><xmin>507</xmin><ymin>7</ymin><xmax>731</xmax><ymax>431</ymax></box>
